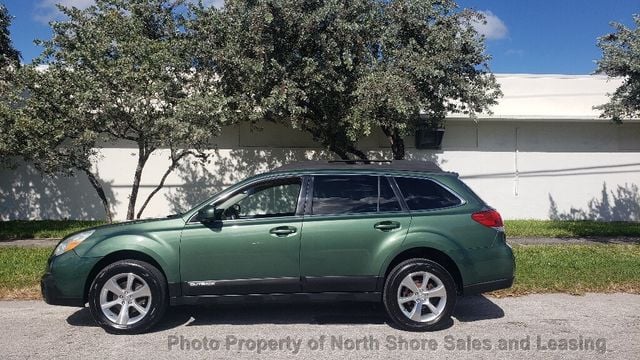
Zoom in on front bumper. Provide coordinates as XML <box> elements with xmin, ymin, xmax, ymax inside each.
<box><xmin>40</xmin><ymin>250</ymin><xmax>99</xmax><ymax>307</ymax></box>
<box><xmin>41</xmin><ymin>272</ymin><xmax>85</xmax><ymax>307</ymax></box>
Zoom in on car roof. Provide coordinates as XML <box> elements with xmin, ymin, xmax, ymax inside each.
<box><xmin>270</xmin><ymin>160</ymin><xmax>448</xmax><ymax>174</ymax></box>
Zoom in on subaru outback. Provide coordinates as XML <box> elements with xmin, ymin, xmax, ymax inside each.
<box><xmin>41</xmin><ymin>160</ymin><xmax>514</xmax><ymax>334</ymax></box>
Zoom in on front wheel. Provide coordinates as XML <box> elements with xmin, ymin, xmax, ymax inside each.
<box><xmin>88</xmin><ymin>259</ymin><xmax>168</xmax><ymax>334</ymax></box>
<box><xmin>383</xmin><ymin>258</ymin><xmax>456</xmax><ymax>331</ymax></box>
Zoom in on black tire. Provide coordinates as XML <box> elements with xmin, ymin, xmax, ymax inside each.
<box><xmin>88</xmin><ymin>260</ymin><xmax>168</xmax><ymax>335</ymax></box>
<box><xmin>383</xmin><ymin>258</ymin><xmax>456</xmax><ymax>331</ymax></box>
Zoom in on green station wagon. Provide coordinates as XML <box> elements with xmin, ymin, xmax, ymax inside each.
<box><xmin>42</xmin><ymin>160</ymin><xmax>514</xmax><ymax>334</ymax></box>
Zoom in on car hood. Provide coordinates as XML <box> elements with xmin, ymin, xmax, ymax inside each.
<box><xmin>84</xmin><ymin>214</ymin><xmax>186</xmax><ymax>239</ymax></box>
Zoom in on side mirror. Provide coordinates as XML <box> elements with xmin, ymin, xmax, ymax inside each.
<box><xmin>197</xmin><ymin>205</ymin><xmax>219</xmax><ymax>222</ymax></box>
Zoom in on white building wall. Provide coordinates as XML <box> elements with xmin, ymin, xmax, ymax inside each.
<box><xmin>1</xmin><ymin>75</ymin><xmax>638</xmax><ymax>221</ymax></box>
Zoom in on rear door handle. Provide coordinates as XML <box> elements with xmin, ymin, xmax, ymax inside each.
<box><xmin>374</xmin><ymin>221</ymin><xmax>401</xmax><ymax>232</ymax></box>
<box><xmin>269</xmin><ymin>226</ymin><xmax>297</xmax><ymax>237</ymax></box>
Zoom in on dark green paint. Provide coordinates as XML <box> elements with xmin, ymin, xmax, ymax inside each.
<box><xmin>44</xmin><ymin>168</ymin><xmax>514</xmax><ymax>301</ymax></box>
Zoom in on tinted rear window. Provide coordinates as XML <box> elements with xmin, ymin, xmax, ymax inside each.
<box><xmin>395</xmin><ymin>177</ymin><xmax>462</xmax><ymax>211</ymax></box>
<box><xmin>312</xmin><ymin>175</ymin><xmax>401</xmax><ymax>215</ymax></box>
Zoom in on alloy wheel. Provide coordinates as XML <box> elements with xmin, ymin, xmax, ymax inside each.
<box><xmin>396</xmin><ymin>271</ymin><xmax>447</xmax><ymax>323</ymax></box>
<box><xmin>99</xmin><ymin>272</ymin><xmax>152</xmax><ymax>326</ymax></box>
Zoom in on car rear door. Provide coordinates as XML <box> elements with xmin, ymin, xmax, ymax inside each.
<box><xmin>299</xmin><ymin>174</ymin><xmax>410</xmax><ymax>292</ymax></box>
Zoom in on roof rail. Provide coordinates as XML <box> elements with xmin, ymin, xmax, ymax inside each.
<box><xmin>271</xmin><ymin>160</ymin><xmax>445</xmax><ymax>173</ymax></box>
<box><xmin>327</xmin><ymin>160</ymin><xmax>392</xmax><ymax>164</ymax></box>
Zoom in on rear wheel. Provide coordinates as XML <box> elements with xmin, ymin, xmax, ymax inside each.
<box><xmin>383</xmin><ymin>258</ymin><xmax>456</xmax><ymax>331</ymax></box>
<box><xmin>88</xmin><ymin>260</ymin><xmax>167</xmax><ymax>334</ymax></box>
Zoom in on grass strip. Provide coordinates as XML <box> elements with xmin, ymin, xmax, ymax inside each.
<box><xmin>505</xmin><ymin>220</ymin><xmax>640</xmax><ymax>238</ymax></box>
<box><xmin>492</xmin><ymin>244</ymin><xmax>640</xmax><ymax>296</ymax></box>
<box><xmin>0</xmin><ymin>247</ymin><xmax>51</xmax><ymax>299</ymax></box>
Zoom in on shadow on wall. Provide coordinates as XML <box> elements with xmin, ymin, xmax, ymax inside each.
<box><xmin>0</xmin><ymin>163</ymin><xmax>117</xmax><ymax>220</ymax></box>
<box><xmin>549</xmin><ymin>183</ymin><xmax>640</xmax><ymax>221</ymax></box>
<box><xmin>164</xmin><ymin>148</ymin><xmax>443</xmax><ymax>213</ymax></box>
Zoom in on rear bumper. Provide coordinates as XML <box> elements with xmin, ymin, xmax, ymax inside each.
<box><xmin>462</xmin><ymin>277</ymin><xmax>514</xmax><ymax>295</ymax></box>
<box><xmin>41</xmin><ymin>272</ymin><xmax>85</xmax><ymax>307</ymax></box>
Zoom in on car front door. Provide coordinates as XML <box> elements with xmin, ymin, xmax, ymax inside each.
<box><xmin>180</xmin><ymin>176</ymin><xmax>305</xmax><ymax>296</ymax></box>
<box><xmin>300</xmin><ymin>174</ymin><xmax>410</xmax><ymax>292</ymax></box>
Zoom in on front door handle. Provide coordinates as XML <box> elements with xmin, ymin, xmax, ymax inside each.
<box><xmin>374</xmin><ymin>221</ymin><xmax>401</xmax><ymax>232</ymax></box>
<box><xmin>269</xmin><ymin>226</ymin><xmax>297</xmax><ymax>237</ymax></box>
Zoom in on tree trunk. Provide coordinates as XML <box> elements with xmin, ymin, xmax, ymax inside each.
<box><xmin>329</xmin><ymin>145</ymin><xmax>369</xmax><ymax>161</ymax></box>
<box><xmin>135</xmin><ymin>150</ymin><xmax>193</xmax><ymax>219</ymax></box>
<box><xmin>381</xmin><ymin>126</ymin><xmax>406</xmax><ymax>160</ymax></box>
<box><xmin>84</xmin><ymin>169</ymin><xmax>113</xmax><ymax>223</ymax></box>
<box><xmin>346</xmin><ymin>146</ymin><xmax>369</xmax><ymax>161</ymax></box>
<box><xmin>330</xmin><ymin>146</ymin><xmax>351</xmax><ymax>160</ymax></box>
<box><xmin>127</xmin><ymin>142</ymin><xmax>150</xmax><ymax>220</ymax></box>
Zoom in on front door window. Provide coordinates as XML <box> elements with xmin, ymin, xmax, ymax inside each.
<box><xmin>216</xmin><ymin>179</ymin><xmax>301</xmax><ymax>220</ymax></box>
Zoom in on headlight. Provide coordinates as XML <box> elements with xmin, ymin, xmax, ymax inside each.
<box><xmin>53</xmin><ymin>230</ymin><xmax>95</xmax><ymax>256</ymax></box>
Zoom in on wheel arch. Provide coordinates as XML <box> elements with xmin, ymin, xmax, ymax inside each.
<box><xmin>83</xmin><ymin>250</ymin><xmax>168</xmax><ymax>303</ymax></box>
<box><xmin>382</xmin><ymin>247</ymin><xmax>464</xmax><ymax>294</ymax></box>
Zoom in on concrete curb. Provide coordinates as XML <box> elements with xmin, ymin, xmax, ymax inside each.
<box><xmin>508</xmin><ymin>237</ymin><xmax>640</xmax><ymax>245</ymax></box>
<box><xmin>0</xmin><ymin>239</ymin><xmax>60</xmax><ymax>247</ymax></box>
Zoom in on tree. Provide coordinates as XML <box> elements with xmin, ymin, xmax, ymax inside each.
<box><xmin>11</xmin><ymin>67</ymin><xmax>115</xmax><ymax>222</ymax></box>
<box><xmin>191</xmin><ymin>0</ymin><xmax>500</xmax><ymax>160</ymax></box>
<box><xmin>27</xmin><ymin>0</ymin><xmax>226</xmax><ymax>220</ymax></box>
<box><xmin>0</xmin><ymin>3</ymin><xmax>21</xmax><ymax>166</ymax></box>
<box><xmin>346</xmin><ymin>1</ymin><xmax>501</xmax><ymax>159</ymax></box>
<box><xmin>0</xmin><ymin>3</ymin><xmax>19</xmax><ymax>71</ymax></box>
<box><xmin>190</xmin><ymin>0</ymin><xmax>377</xmax><ymax>159</ymax></box>
<box><xmin>595</xmin><ymin>15</ymin><xmax>640</xmax><ymax>122</ymax></box>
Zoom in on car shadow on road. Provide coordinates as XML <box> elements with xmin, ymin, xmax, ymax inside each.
<box><xmin>66</xmin><ymin>295</ymin><xmax>503</xmax><ymax>332</ymax></box>
<box><xmin>452</xmin><ymin>295</ymin><xmax>505</xmax><ymax>322</ymax></box>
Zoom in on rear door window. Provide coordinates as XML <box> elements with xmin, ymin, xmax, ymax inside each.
<box><xmin>312</xmin><ymin>175</ymin><xmax>401</xmax><ymax>215</ymax></box>
<box><xmin>395</xmin><ymin>177</ymin><xmax>462</xmax><ymax>211</ymax></box>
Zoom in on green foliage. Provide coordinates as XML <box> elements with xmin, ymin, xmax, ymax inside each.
<box><xmin>595</xmin><ymin>15</ymin><xmax>640</xmax><ymax>122</ymax></box>
<box><xmin>36</xmin><ymin>0</ymin><xmax>225</xmax><ymax>153</ymax></box>
<box><xmin>347</xmin><ymin>2</ymin><xmax>501</xmax><ymax>158</ymax></box>
<box><xmin>19</xmin><ymin>0</ymin><xmax>228</xmax><ymax>220</ymax></box>
<box><xmin>190</xmin><ymin>0</ymin><xmax>378</xmax><ymax>159</ymax></box>
<box><xmin>13</xmin><ymin>67</ymin><xmax>100</xmax><ymax>175</ymax></box>
<box><xmin>3</xmin><ymin>0</ymin><xmax>501</xmax><ymax>221</ymax></box>
<box><xmin>191</xmin><ymin>0</ymin><xmax>500</xmax><ymax>159</ymax></box>
<box><xmin>0</xmin><ymin>3</ymin><xmax>19</xmax><ymax>70</ymax></box>
<box><xmin>0</xmin><ymin>3</ymin><xmax>20</xmax><ymax>166</ymax></box>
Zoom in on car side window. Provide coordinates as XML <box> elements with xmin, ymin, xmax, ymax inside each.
<box><xmin>216</xmin><ymin>178</ymin><xmax>301</xmax><ymax>219</ymax></box>
<box><xmin>312</xmin><ymin>175</ymin><xmax>401</xmax><ymax>215</ymax></box>
<box><xmin>395</xmin><ymin>177</ymin><xmax>461</xmax><ymax>211</ymax></box>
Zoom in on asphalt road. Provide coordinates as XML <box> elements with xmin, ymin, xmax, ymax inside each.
<box><xmin>0</xmin><ymin>293</ymin><xmax>638</xmax><ymax>359</ymax></box>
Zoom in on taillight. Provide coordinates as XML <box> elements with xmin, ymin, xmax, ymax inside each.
<box><xmin>472</xmin><ymin>209</ymin><xmax>504</xmax><ymax>231</ymax></box>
